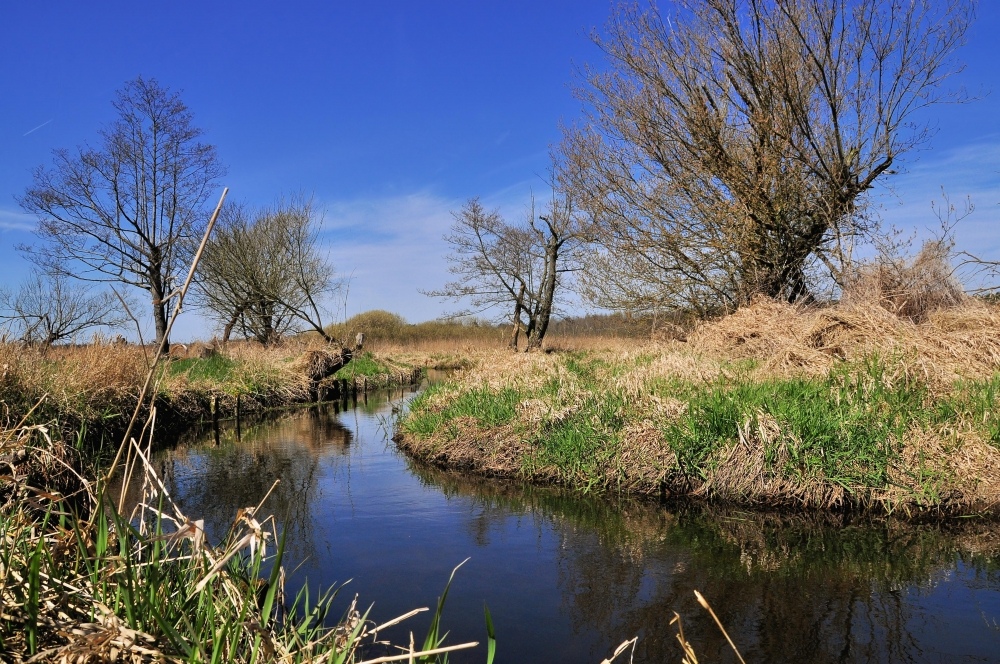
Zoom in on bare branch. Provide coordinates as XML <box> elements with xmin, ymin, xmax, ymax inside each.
<box><xmin>426</xmin><ymin>184</ymin><xmax>590</xmax><ymax>350</ymax></box>
<box><xmin>561</xmin><ymin>0</ymin><xmax>974</xmax><ymax>315</ymax></box>
<box><xmin>0</xmin><ymin>270</ymin><xmax>132</xmax><ymax>346</ymax></box>
<box><xmin>194</xmin><ymin>194</ymin><xmax>341</xmax><ymax>344</ymax></box>
<box><xmin>18</xmin><ymin>76</ymin><xmax>226</xmax><ymax>349</ymax></box>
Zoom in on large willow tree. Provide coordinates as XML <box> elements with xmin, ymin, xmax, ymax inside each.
<box><xmin>561</xmin><ymin>0</ymin><xmax>975</xmax><ymax>315</ymax></box>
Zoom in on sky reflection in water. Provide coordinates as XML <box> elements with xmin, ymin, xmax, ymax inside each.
<box><xmin>148</xmin><ymin>386</ymin><xmax>1000</xmax><ymax>663</ymax></box>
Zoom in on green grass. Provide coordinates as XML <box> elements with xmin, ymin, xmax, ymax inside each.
<box><xmin>665</xmin><ymin>357</ymin><xmax>930</xmax><ymax>488</ymax></box>
<box><xmin>525</xmin><ymin>390</ymin><xmax>631</xmax><ymax>489</ymax></box>
<box><xmin>403</xmin><ymin>384</ymin><xmax>523</xmax><ymax>438</ymax></box>
<box><xmin>165</xmin><ymin>355</ymin><xmax>238</xmax><ymax>383</ymax></box>
<box><xmin>334</xmin><ymin>351</ymin><xmax>395</xmax><ymax>380</ymax></box>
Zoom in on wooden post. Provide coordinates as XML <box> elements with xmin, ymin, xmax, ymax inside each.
<box><xmin>212</xmin><ymin>393</ymin><xmax>220</xmax><ymax>446</ymax></box>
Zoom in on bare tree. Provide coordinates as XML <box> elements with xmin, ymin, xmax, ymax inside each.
<box><xmin>560</xmin><ymin>0</ymin><xmax>974</xmax><ymax>315</ymax></box>
<box><xmin>427</xmin><ymin>193</ymin><xmax>587</xmax><ymax>351</ymax></box>
<box><xmin>0</xmin><ymin>270</ymin><xmax>129</xmax><ymax>346</ymax></box>
<box><xmin>195</xmin><ymin>196</ymin><xmax>341</xmax><ymax>344</ymax></box>
<box><xmin>18</xmin><ymin>76</ymin><xmax>226</xmax><ymax>350</ymax></box>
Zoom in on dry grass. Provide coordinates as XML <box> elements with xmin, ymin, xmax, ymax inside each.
<box><xmin>399</xmin><ymin>296</ymin><xmax>1000</xmax><ymax>514</ymax></box>
<box><xmin>0</xmin><ymin>332</ymin><xmax>486</xmax><ymax>663</ymax></box>
<box><xmin>842</xmin><ymin>240</ymin><xmax>966</xmax><ymax>322</ymax></box>
<box><xmin>883</xmin><ymin>426</ymin><xmax>1000</xmax><ymax>511</ymax></box>
<box><xmin>0</xmin><ymin>342</ymin><xmax>149</xmax><ymax>424</ymax></box>
<box><xmin>0</xmin><ymin>336</ymin><xmax>393</xmax><ymax>444</ymax></box>
<box><xmin>686</xmin><ymin>297</ymin><xmax>1000</xmax><ymax>389</ymax></box>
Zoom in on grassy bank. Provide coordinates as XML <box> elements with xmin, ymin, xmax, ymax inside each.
<box><xmin>0</xmin><ymin>339</ymin><xmax>428</xmax><ymax>450</ymax></box>
<box><xmin>0</xmin><ymin>339</ymin><xmax>486</xmax><ymax>662</ymax></box>
<box><xmin>0</xmin><ymin>418</ymin><xmax>487</xmax><ymax>662</ymax></box>
<box><xmin>396</xmin><ymin>299</ymin><xmax>1000</xmax><ymax>515</ymax></box>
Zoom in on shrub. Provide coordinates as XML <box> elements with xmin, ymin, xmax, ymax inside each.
<box><xmin>842</xmin><ymin>240</ymin><xmax>965</xmax><ymax>322</ymax></box>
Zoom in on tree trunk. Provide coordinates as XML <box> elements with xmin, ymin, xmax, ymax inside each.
<box><xmin>526</xmin><ymin>238</ymin><xmax>559</xmax><ymax>351</ymax></box>
<box><xmin>149</xmin><ymin>252</ymin><xmax>170</xmax><ymax>352</ymax></box>
<box><xmin>152</xmin><ymin>299</ymin><xmax>169</xmax><ymax>352</ymax></box>
<box><xmin>508</xmin><ymin>283</ymin><xmax>525</xmax><ymax>351</ymax></box>
<box><xmin>221</xmin><ymin>304</ymin><xmax>245</xmax><ymax>344</ymax></box>
<box><xmin>150</xmin><ymin>281</ymin><xmax>170</xmax><ymax>353</ymax></box>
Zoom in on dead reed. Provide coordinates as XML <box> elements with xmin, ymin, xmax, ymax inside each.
<box><xmin>0</xmin><ymin>407</ymin><xmax>485</xmax><ymax>663</ymax></box>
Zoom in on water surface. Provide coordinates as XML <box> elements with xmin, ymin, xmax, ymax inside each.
<box><xmin>149</xmin><ymin>385</ymin><xmax>1000</xmax><ymax>663</ymax></box>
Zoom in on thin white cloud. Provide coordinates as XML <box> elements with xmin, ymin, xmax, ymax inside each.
<box><xmin>317</xmin><ymin>192</ymin><xmax>460</xmax><ymax>323</ymax></box>
<box><xmin>871</xmin><ymin>136</ymin><xmax>1000</xmax><ymax>262</ymax></box>
<box><xmin>22</xmin><ymin>119</ymin><xmax>53</xmax><ymax>137</ymax></box>
<box><xmin>0</xmin><ymin>208</ymin><xmax>36</xmax><ymax>232</ymax></box>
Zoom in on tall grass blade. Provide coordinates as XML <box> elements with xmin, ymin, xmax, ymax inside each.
<box><xmin>484</xmin><ymin>602</ymin><xmax>496</xmax><ymax>664</ymax></box>
<box><xmin>420</xmin><ymin>557</ymin><xmax>469</xmax><ymax>662</ymax></box>
<box><xmin>694</xmin><ymin>590</ymin><xmax>745</xmax><ymax>664</ymax></box>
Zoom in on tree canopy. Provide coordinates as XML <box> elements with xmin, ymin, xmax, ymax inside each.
<box><xmin>560</xmin><ymin>0</ymin><xmax>975</xmax><ymax>315</ymax></box>
<box><xmin>195</xmin><ymin>196</ymin><xmax>340</xmax><ymax>344</ymax></box>
<box><xmin>19</xmin><ymin>76</ymin><xmax>225</xmax><ymax>349</ymax></box>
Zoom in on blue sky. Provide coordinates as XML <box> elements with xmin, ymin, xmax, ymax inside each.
<box><xmin>1</xmin><ymin>1</ymin><xmax>998</xmax><ymax>341</ymax></box>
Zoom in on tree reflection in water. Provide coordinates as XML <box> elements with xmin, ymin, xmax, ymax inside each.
<box><xmin>152</xmin><ymin>405</ymin><xmax>352</xmax><ymax>567</ymax></box>
<box><xmin>411</xmin><ymin>464</ymin><xmax>1000</xmax><ymax>663</ymax></box>
<box><xmin>131</xmin><ymin>390</ymin><xmax>1000</xmax><ymax>664</ymax></box>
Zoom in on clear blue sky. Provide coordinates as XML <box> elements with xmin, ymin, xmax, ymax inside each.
<box><xmin>1</xmin><ymin>1</ymin><xmax>998</xmax><ymax>341</ymax></box>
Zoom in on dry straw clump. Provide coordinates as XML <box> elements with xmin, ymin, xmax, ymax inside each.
<box><xmin>696</xmin><ymin>411</ymin><xmax>848</xmax><ymax>510</ymax></box>
<box><xmin>613</xmin><ymin>350</ymin><xmax>723</xmax><ymax>397</ymax></box>
<box><xmin>884</xmin><ymin>426</ymin><xmax>1000</xmax><ymax>512</ymax></box>
<box><xmin>682</xmin><ymin>241</ymin><xmax>997</xmax><ymax>386</ymax></box>
<box><xmin>842</xmin><ymin>240</ymin><xmax>966</xmax><ymax>323</ymax></box>
<box><xmin>685</xmin><ymin>297</ymin><xmax>1000</xmax><ymax>389</ymax></box>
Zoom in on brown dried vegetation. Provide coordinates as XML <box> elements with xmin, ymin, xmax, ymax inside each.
<box><xmin>399</xmin><ymin>295</ymin><xmax>1000</xmax><ymax>515</ymax></box>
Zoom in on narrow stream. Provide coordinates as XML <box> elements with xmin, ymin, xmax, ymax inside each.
<box><xmin>146</xmin><ymin>382</ymin><xmax>1000</xmax><ymax>663</ymax></box>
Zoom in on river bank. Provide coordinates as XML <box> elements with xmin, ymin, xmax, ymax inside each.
<box><xmin>395</xmin><ymin>299</ymin><xmax>1000</xmax><ymax>517</ymax></box>
<box><xmin>0</xmin><ymin>342</ymin><xmax>483</xmax><ymax>663</ymax></box>
<box><xmin>0</xmin><ymin>339</ymin><xmax>427</xmax><ymax>450</ymax></box>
